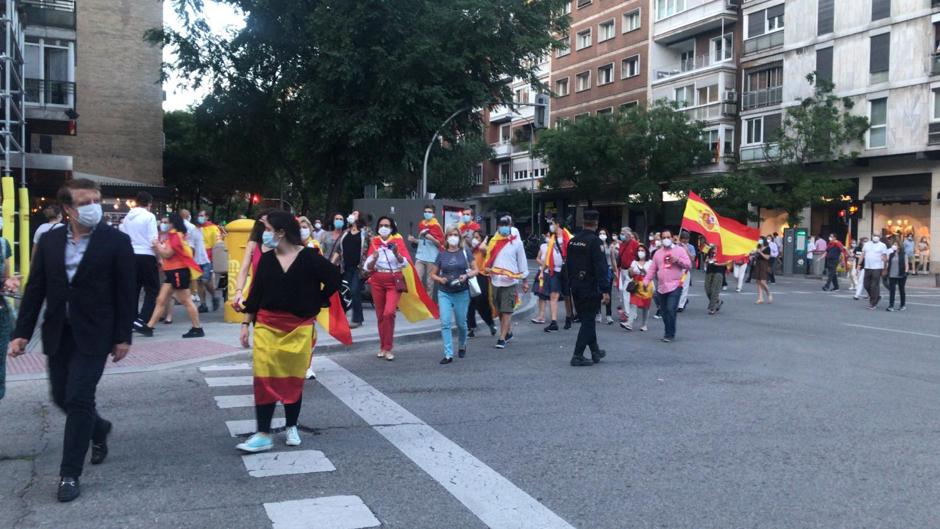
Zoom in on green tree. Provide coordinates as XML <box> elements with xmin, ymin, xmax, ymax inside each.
<box><xmin>150</xmin><ymin>0</ymin><xmax>568</xmax><ymax>215</ymax></box>
<box><xmin>484</xmin><ymin>189</ymin><xmax>531</xmax><ymax>222</ymax></box>
<box><xmin>745</xmin><ymin>75</ymin><xmax>869</xmax><ymax>225</ymax></box>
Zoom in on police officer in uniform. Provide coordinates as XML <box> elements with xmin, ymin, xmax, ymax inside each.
<box><xmin>565</xmin><ymin>210</ymin><xmax>610</xmax><ymax>366</ymax></box>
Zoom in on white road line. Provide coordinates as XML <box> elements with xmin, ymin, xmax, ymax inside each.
<box><xmin>242</xmin><ymin>449</ymin><xmax>335</xmax><ymax>478</ymax></box>
<box><xmin>199</xmin><ymin>363</ymin><xmax>252</xmax><ymax>373</ymax></box>
<box><xmin>313</xmin><ymin>357</ymin><xmax>576</xmax><ymax>529</ymax></box>
<box><xmin>214</xmin><ymin>394</ymin><xmax>255</xmax><ymax>409</ymax></box>
<box><xmin>844</xmin><ymin>323</ymin><xmax>940</xmax><ymax>339</ymax></box>
<box><xmin>205</xmin><ymin>376</ymin><xmax>253</xmax><ymax>387</ymax></box>
<box><xmin>264</xmin><ymin>496</ymin><xmax>380</xmax><ymax>529</ymax></box>
<box><xmin>226</xmin><ymin>418</ymin><xmax>285</xmax><ymax>437</ymax></box>
<box><xmin>904</xmin><ymin>302</ymin><xmax>940</xmax><ymax>308</ymax></box>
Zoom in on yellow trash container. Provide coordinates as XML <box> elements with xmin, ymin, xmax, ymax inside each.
<box><xmin>223</xmin><ymin>218</ymin><xmax>257</xmax><ymax>323</ymax></box>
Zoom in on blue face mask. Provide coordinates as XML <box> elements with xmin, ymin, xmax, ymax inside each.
<box><xmin>498</xmin><ymin>226</ymin><xmax>511</xmax><ymax>237</ymax></box>
<box><xmin>262</xmin><ymin>231</ymin><xmax>278</xmax><ymax>249</ymax></box>
<box><xmin>462</xmin><ymin>215</ymin><xmax>472</xmax><ymax>223</ymax></box>
<box><xmin>333</xmin><ymin>219</ymin><xmax>344</xmax><ymax>230</ymax></box>
<box><xmin>423</xmin><ymin>212</ymin><xmax>434</xmax><ymax>221</ymax></box>
<box><xmin>197</xmin><ymin>215</ymin><xmax>206</xmax><ymax>224</ymax></box>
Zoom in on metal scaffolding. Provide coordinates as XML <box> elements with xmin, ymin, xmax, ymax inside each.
<box><xmin>0</xmin><ymin>0</ymin><xmax>27</xmax><ymax>275</ymax></box>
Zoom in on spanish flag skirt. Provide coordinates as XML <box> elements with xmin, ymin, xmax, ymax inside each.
<box><xmin>253</xmin><ymin>309</ymin><xmax>317</xmax><ymax>406</ymax></box>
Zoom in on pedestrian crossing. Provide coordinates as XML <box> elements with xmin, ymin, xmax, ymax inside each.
<box><xmin>201</xmin><ymin>361</ymin><xmax>381</xmax><ymax>529</ymax></box>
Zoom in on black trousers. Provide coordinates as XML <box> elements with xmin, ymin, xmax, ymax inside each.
<box><xmin>134</xmin><ymin>254</ymin><xmax>160</xmax><ymax>323</ymax></box>
<box><xmin>256</xmin><ymin>395</ymin><xmax>303</xmax><ymax>433</ymax></box>
<box><xmin>768</xmin><ymin>256</ymin><xmax>777</xmax><ymax>282</ymax></box>
<box><xmin>467</xmin><ymin>275</ymin><xmax>494</xmax><ymax>330</ymax></box>
<box><xmin>888</xmin><ymin>276</ymin><xmax>907</xmax><ymax>307</ymax></box>
<box><xmin>573</xmin><ymin>295</ymin><xmax>601</xmax><ymax>358</ymax></box>
<box><xmin>864</xmin><ymin>268</ymin><xmax>882</xmax><ymax>306</ymax></box>
<box><xmin>823</xmin><ymin>259</ymin><xmax>839</xmax><ymax>290</ymax></box>
<box><xmin>47</xmin><ymin>327</ymin><xmax>110</xmax><ymax>478</ymax></box>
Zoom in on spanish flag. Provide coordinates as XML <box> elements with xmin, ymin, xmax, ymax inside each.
<box><xmin>418</xmin><ymin>218</ymin><xmax>445</xmax><ymax>249</ymax></box>
<box><xmin>544</xmin><ymin>228</ymin><xmax>572</xmax><ymax>276</ymax></box>
<box><xmin>252</xmin><ymin>309</ymin><xmax>315</xmax><ymax>405</ymax></box>
<box><xmin>366</xmin><ymin>234</ymin><xmax>439</xmax><ymax>322</ymax></box>
<box><xmin>681</xmin><ymin>191</ymin><xmax>760</xmax><ymax>261</ymax></box>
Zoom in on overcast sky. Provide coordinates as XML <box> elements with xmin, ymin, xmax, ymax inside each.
<box><xmin>162</xmin><ymin>1</ymin><xmax>245</xmax><ymax>111</ymax></box>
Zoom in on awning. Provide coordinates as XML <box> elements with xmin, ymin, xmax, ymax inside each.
<box><xmin>863</xmin><ymin>173</ymin><xmax>931</xmax><ymax>203</ymax></box>
<box><xmin>74</xmin><ymin>172</ymin><xmax>170</xmax><ymax>199</ymax></box>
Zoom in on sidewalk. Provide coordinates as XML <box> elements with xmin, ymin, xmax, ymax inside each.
<box><xmin>7</xmin><ymin>293</ymin><xmax>537</xmax><ymax>380</ymax></box>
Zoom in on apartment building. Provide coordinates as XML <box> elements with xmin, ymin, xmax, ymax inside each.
<box><xmin>17</xmin><ymin>0</ymin><xmax>164</xmax><ymax>222</ymax></box>
<box><xmin>739</xmin><ymin>0</ymin><xmax>939</xmax><ymax>269</ymax></box>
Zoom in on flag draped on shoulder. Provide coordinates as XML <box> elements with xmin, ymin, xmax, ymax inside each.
<box><xmin>544</xmin><ymin>228</ymin><xmax>572</xmax><ymax>276</ymax></box>
<box><xmin>418</xmin><ymin>218</ymin><xmax>445</xmax><ymax>249</ymax></box>
<box><xmin>680</xmin><ymin>191</ymin><xmax>760</xmax><ymax>261</ymax></box>
<box><xmin>367</xmin><ymin>234</ymin><xmax>439</xmax><ymax>322</ymax></box>
<box><xmin>484</xmin><ymin>230</ymin><xmax>525</xmax><ymax>280</ymax></box>
<box><xmin>167</xmin><ymin>231</ymin><xmax>202</xmax><ymax>280</ymax></box>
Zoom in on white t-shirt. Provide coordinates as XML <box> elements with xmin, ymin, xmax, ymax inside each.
<box><xmin>184</xmin><ymin>219</ymin><xmax>210</xmax><ymax>265</ymax></box>
<box><xmin>33</xmin><ymin>222</ymin><xmax>62</xmax><ymax>244</ymax></box>
<box><xmin>862</xmin><ymin>240</ymin><xmax>888</xmax><ymax>269</ymax></box>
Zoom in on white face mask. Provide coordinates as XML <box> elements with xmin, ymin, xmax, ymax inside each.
<box><xmin>471</xmin><ymin>239</ymin><xmax>481</xmax><ymax>248</ymax></box>
<box><xmin>300</xmin><ymin>228</ymin><xmax>311</xmax><ymax>240</ymax></box>
<box><xmin>549</xmin><ymin>224</ymin><xmax>556</xmax><ymax>233</ymax></box>
<box><xmin>599</xmin><ymin>234</ymin><xmax>607</xmax><ymax>241</ymax></box>
<box><xmin>447</xmin><ymin>235</ymin><xmax>460</xmax><ymax>248</ymax></box>
<box><xmin>314</xmin><ymin>222</ymin><xmax>322</xmax><ymax>230</ymax></box>
<box><xmin>378</xmin><ymin>226</ymin><xmax>392</xmax><ymax>238</ymax></box>
<box><xmin>637</xmin><ymin>251</ymin><xmax>646</xmax><ymax>259</ymax></box>
<box><xmin>662</xmin><ymin>238</ymin><xmax>673</xmax><ymax>248</ymax></box>
<box><xmin>75</xmin><ymin>203</ymin><xmax>103</xmax><ymax>228</ymax></box>
<box><xmin>655</xmin><ymin>240</ymin><xmax>662</xmax><ymax>248</ymax></box>
<box><xmin>347</xmin><ymin>214</ymin><xmax>356</xmax><ymax>225</ymax></box>
<box><xmin>872</xmin><ymin>236</ymin><xmax>880</xmax><ymax>243</ymax></box>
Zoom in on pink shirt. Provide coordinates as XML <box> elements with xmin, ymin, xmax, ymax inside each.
<box><xmin>644</xmin><ymin>245</ymin><xmax>692</xmax><ymax>294</ymax></box>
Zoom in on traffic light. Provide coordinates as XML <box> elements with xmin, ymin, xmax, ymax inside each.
<box><xmin>848</xmin><ymin>204</ymin><xmax>859</xmax><ymax>218</ymax></box>
<box><xmin>251</xmin><ymin>194</ymin><xmax>260</xmax><ymax>204</ymax></box>
<box><xmin>838</xmin><ymin>209</ymin><xmax>848</xmax><ymax>224</ymax></box>
<box><xmin>534</xmin><ymin>93</ymin><xmax>550</xmax><ymax>129</ymax></box>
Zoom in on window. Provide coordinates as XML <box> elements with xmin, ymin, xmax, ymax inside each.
<box><xmin>697</xmin><ymin>84</ymin><xmax>719</xmax><ymax>105</ymax></box>
<box><xmin>680</xmin><ymin>49</ymin><xmax>695</xmax><ymax>72</ymax></box>
<box><xmin>621</xmin><ymin>55</ymin><xmax>640</xmax><ymax>78</ymax></box>
<box><xmin>472</xmin><ymin>165</ymin><xmax>483</xmax><ymax>185</ymax></box>
<box><xmin>623</xmin><ymin>10</ymin><xmax>641</xmax><ymax>33</ymax></box>
<box><xmin>576</xmin><ymin>71</ymin><xmax>591</xmax><ymax>92</ymax></box>
<box><xmin>562</xmin><ymin>1</ymin><xmax>571</xmax><ymax>15</ymax></box>
<box><xmin>870</xmin><ymin>33</ymin><xmax>890</xmax><ymax>83</ymax></box>
<box><xmin>555</xmin><ymin>117</ymin><xmax>570</xmax><ymax>129</ymax></box>
<box><xmin>619</xmin><ymin>101</ymin><xmax>639</xmax><ymax>112</ymax></box>
<box><xmin>869</xmin><ymin>98</ymin><xmax>887</xmax><ymax>148</ymax></box>
<box><xmin>818</xmin><ymin>0</ymin><xmax>833</xmax><ymax>35</ymax></box>
<box><xmin>499</xmin><ymin>124</ymin><xmax>511</xmax><ymax>144</ymax></box>
<box><xmin>743</xmin><ymin>65</ymin><xmax>783</xmax><ymax>110</ymax></box>
<box><xmin>655</xmin><ymin>0</ymin><xmax>686</xmax><ymax>21</ymax></box>
<box><xmin>872</xmin><ymin>0</ymin><xmax>890</xmax><ymax>21</ymax></box>
<box><xmin>513</xmin><ymin>169</ymin><xmax>529</xmax><ymax>181</ymax></box>
<box><xmin>745</xmin><ymin>114</ymin><xmax>781</xmax><ymax>144</ymax></box>
<box><xmin>598</xmin><ymin>63</ymin><xmax>614</xmax><ymax>85</ymax></box>
<box><xmin>599</xmin><ymin>19</ymin><xmax>616</xmax><ymax>42</ymax></box>
<box><xmin>577</xmin><ymin>0</ymin><xmax>591</xmax><ymax>8</ymax></box>
<box><xmin>816</xmin><ymin>47</ymin><xmax>833</xmax><ymax>84</ymax></box>
<box><xmin>723</xmin><ymin>127</ymin><xmax>735</xmax><ymax>158</ymax></box>
<box><xmin>498</xmin><ymin>163</ymin><xmax>511</xmax><ymax>183</ymax></box>
<box><xmin>745</xmin><ymin>117</ymin><xmax>763</xmax><ymax>144</ymax></box>
<box><xmin>24</xmin><ymin>38</ymin><xmax>74</xmax><ymax>106</ymax></box>
<box><xmin>576</xmin><ymin>29</ymin><xmax>592</xmax><ymax>50</ymax></box>
<box><xmin>574</xmin><ymin>112</ymin><xmax>590</xmax><ymax>122</ymax></box>
<box><xmin>675</xmin><ymin>85</ymin><xmax>694</xmax><ymax>107</ymax></box>
<box><xmin>515</xmin><ymin>87</ymin><xmax>530</xmax><ymax>104</ymax></box>
<box><xmin>934</xmin><ymin>89</ymin><xmax>940</xmax><ymax>120</ymax></box>
<box><xmin>767</xmin><ymin>4</ymin><xmax>784</xmax><ymax>31</ymax></box>
<box><xmin>555</xmin><ymin>78</ymin><xmax>569</xmax><ymax>97</ymax></box>
<box><xmin>747</xmin><ymin>5</ymin><xmax>784</xmax><ymax>39</ymax></box>
<box><xmin>556</xmin><ymin>33</ymin><xmax>571</xmax><ymax>57</ymax></box>
<box><xmin>711</xmin><ymin>34</ymin><xmax>733</xmax><ymax>63</ymax></box>
<box><xmin>597</xmin><ymin>107</ymin><xmax>613</xmax><ymax>116</ymax></box>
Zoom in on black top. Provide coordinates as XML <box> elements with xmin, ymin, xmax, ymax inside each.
<box><xmin>705</xmin><ymin>261</ymin><xmax>726</xmax><ymax>274</ymax></box>
<box><xmin>434</xmin><ymin>249</ymin><xmax>472</xmax><ymax>293</ymax></box>
<box><xmin>14</xmin><ymin>221</ymin><xmax>137</xmax><ymax>356</ymax></box>
<box><xmin>244</xmin><ymin>247</ymin><xmax>342</xmax><ymax>318</ymax></box>
<box><xmin>565</xmin><ymin>229</ymin><xmax>611</xmax><ymax>298</ymax></box>
<box><xmin>342</xmin><ymin>230</ymin><xmax>363</xmax><ymax>270</ymax></box>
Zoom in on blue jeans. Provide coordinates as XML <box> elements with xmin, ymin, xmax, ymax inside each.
<box><xmin>655</xmin><ymin>288</ymin><xmax>682</xmax><ymax>339</ymax></box>
<box><xmin>438</xmin><ymin>290</ymin><xmax>470</xmax><ymax>359</ymax></box>
<box><xmin>343</xmin><ymin>267</ymin><xmax>364</xmax><ymax>324</ymax></box>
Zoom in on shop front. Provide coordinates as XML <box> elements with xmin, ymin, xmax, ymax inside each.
<box><xmin>863</xmin><ymin>173</ymin><xmax>932</xmax><ymax>243</ymax></box>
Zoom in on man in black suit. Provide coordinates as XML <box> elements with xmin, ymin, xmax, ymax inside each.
<box><xmin>8</xmin><ymin>178</ymin><xmax>136</xmax><ymax>502</ymax></box>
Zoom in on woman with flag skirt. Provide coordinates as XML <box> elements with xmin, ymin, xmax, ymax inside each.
<box><xmin>363</xmin><ymin>216</ymin><xmax>439</xmax><ymax>360</ymax></box>
<box><xmin>543</xmin><ymin>217</ymin><xmax>572</xmax><ymax>332</ymax></box>
<box><xmin>467</xmin><ymin>229</ymin><xmax>497</xmax><ymax>337</ymax></box>
<box><xmin>138</xmin><ymin>212</ymin><xmax>204</xmax><ymax>338</ymax></box>
<box><xmin>236</xmin><ymin>211</ymin><xmax>341</xmax><ymax>453</ymax></box>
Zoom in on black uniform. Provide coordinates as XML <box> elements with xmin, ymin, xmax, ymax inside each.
<box><xmin>565</xmin><ymin>228</ymin><xmax>611</xmax><ymax>363</ymax></box>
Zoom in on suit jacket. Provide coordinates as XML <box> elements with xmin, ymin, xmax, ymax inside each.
<box><xmin>14</xmin><ymin>221</ymin><xmax>136</xmax><ymax>356</ymax></box>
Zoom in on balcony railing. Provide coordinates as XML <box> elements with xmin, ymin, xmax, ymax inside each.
<box><xmin>743</xmin><ymin>31</ymin><xmax>784</xmax><ymax>55</ymax></box>
<box><xmin>929</xmin><ymin>122</ymin><xmax>940</xmax><ymax>146</ymax></box>
<box><xmin>21</xmin><ymin>0</ymin><xmax>75</xmax><ymax>29</ymax></box>
<box><xmin>739</xmin><ymin>143</ymin><xmax>779</xmax><ymax>162</ymax></box>
<box><xmin>25</xmin><ymin>79</ymin><xmax>75</xmax><ymax>107</ymax></box>
<box><xmin>681</xmin><ymin>101</ymin><xmax>738</xmax><ymax>121</ymax></box>
<box><xmin>932</xmin><ymin>54</ymin><xmax>940</xmax><ymax>76</ymax></box>
<box><xmin>656</xmin><ymin>53</ymin><xmax>733</xmax><ymax>80</ymax></box>
<box><xmin>741</xmin><ymin>86</ymin><xmax>782</xmax><ymax>111</ymax></box>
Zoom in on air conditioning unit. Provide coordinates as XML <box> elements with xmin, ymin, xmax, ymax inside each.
<box><xmin>723</xmin><ymin>90</ymin><xmax>737</xmax><ymax>102</ymax></box>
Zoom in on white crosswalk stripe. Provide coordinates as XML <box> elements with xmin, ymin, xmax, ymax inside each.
<box><xmin>214</xmin><ymin>394</ymin><xmax>255</xmax><ymax>409</ymax></box>
<box><xmin>264</xmin><ymin>496</ymin><xmax>380</xmax><ymax>529</ymax></box>
<box><xmin>205</xmin><ymin>376</ymin><xmax>253</xmax><ymax>387</ymax></box>
<box><xmin>242</xmin><ymin>449</ymin><xmax>336</xmax><ymax>477</ymax></box>
<box><xmin>200</xmin><ymin>363</ymin><xmax>252</xmax><ymax>373</ymax></box>
<box><xmin>226</xmin><ymin>418</ymin><xmax>285</xmax><ymax>437</ymax></box>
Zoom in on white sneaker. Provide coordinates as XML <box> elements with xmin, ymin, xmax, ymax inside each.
<box><xmin>605</xmin><ymin>316</ymin><xmax>614</xmax><ymax>325</ymax></box>
<box><xmin>305</xmin><ymin>367</ymin><xmax>316</xmax><ymax>380</ymax></box>
<box><xmin>285</xmin><ymin>426</ymin><xmax>301</xmax><ymax>446</ymax></box>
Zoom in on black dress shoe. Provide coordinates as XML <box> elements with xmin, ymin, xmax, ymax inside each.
<box><xmin>563</xmin><ymin>317</ymin><xmax>572</xmax><ymax>330</ymax></box>
<box><xmin>544</xmin><ymin>321</ymin><xmax>559</xmax><ymax>333</ymax></box>
<box><xmin>570</xmin><ymin>356</ymin><xmax>594</xmax><ymax>367</ymax></box>
<box><xmin>57</xmin><ymin>477</ymin><xmax>80</xmax><ymax>502</ymax></box>
<box><xmin>182</xmin><ymin>327</ymin><xmax>205</xmax><ymax>338</ymax></box>
<box><xmin>135</xmin><ymin>325</ymin><xmax>154</xmax><ymax>337</ymax></box>
<box><xmin>91</xmin><ymin>420</ymin><xmax>112</xmax><ymax>465</ymax></box>
<box><xmin>591</xmin><ymin>349</ymin><xmax>607</xmax><ymax>364</ymax></box>
<box><xmin>439</xmin><ymin>357</ymin><xmax>453</xmax><ymax>365</ymax></box>
<box><xmin>458</xmin><ymin>349</ymin><xmax>466</xmax><ymax>358</ymax></box>
<box><xmin>467</xmin><ymin>329</ymin><xmax>475</xmax><ymax>338</ymax></box>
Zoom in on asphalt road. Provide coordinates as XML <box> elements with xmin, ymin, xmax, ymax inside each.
<box><xmin>2</xmin><ymin>272</ymin><xmax>940</xmax><ymax>529</ymax></box>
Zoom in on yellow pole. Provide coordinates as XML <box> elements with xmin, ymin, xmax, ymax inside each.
<box><xmin>1</xmin><ymin>176</ymin><xmax>14</xmax><ymax>270</ymax></box>
<box><xmin>18</xmin><ymin>186</ymin><xmax>29</xmax><ymax>279</ymax></box>
<box><xmin>222</xmin><ymin>218</ymin><xmax>256</xmax><ymax>323</ymax></box>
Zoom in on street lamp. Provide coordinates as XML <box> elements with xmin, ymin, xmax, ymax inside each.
<box><xmin>421</xmin><ymin>107</ymin><xmax>470</xmax><ymax>199</ymax></box>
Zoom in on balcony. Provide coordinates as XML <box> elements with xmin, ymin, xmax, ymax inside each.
<box><xmin>488</xmin><ymin>181</ymin><xmax>509</xmax><ymax>194</ymax></box>
<box><xmin>490</xmin><ymin>106</ymin><xmax>513</xmax><ymax>123</ymax></box>
<box><xmin>25</xmin><ymin>79</ymin><xmax>75</xmax><ymax>108</ymax></box>
<box><xmin>681</xmin><ymin>100</ymin><xmax>738</xmax><ymax>122</ymax></box>
<box><xmin>739</xmin><ymin>143</ymin><xmax>779</xmax><ymax>162</ymax></box>
<box><xmin>655</xmin><ymin>53</ymin><xmax>734</xmax><ymax>81</ymax></box>
<box><xmin>929</xmin><ymin>123</ymin><xmax>940</xmax><ymax>146</ymax></box>
<box><xmin>21</xmin><ymin>0</ymin><xmax>75</xmax><ymax>29</ymax></box>
<box><xmin>653</xmin><ymin>0</ymin><xmax>738</xmax><ymax>44</ymax></box>
<box><xmin>743</xmin><ymin>30</ymin><xmax>784</xmax><ymax>55</ymax></box>
<box><xmin>932</xmin><ymin>54</ymin><xmax>940</xmax><ymax>76</ymax></box>
<box><xmin>492</xmin><ymin>142</ymin><xmax>512</xmax><ymax>159</ymax></box>
<box><xmin>741</xmin><ymin>86</ymin><xmax>782</xmax><ymax>111</ymax></box>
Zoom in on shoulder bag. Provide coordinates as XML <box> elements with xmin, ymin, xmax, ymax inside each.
<box><xmin>464</xmin><ymin>249</ymin><xmax>482</xmax><ymax>297</ymax></box>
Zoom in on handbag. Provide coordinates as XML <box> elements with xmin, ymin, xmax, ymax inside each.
<box><xmin>626</xmin><ymin>280</ymin><xmax>638</xmax><ymax>294</ymax></box>
<box><xmin>393</xmin><ymin>273</ymin><xmax>408</xmax><ymax>293</ymax></box>
<box><xmin>463</xmin><ymin>250</ymin><xmax>482</xmax><ymax>297</ymax></box>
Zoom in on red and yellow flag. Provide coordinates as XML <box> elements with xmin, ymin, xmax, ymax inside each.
<box><xmin>167</xmin><ymin>231</ymin><xmax>203</xmax><ymax>280</ymax></box>
<box><xmin>681</xmin><ymin>191</ymin><xmax>760</xmax><ymax>261</ymax></box>
<box><xmin>252</xmin><ymin>309</ymin><xmax>316</xmax><ymax>405</ymax></box>
<box><xmin>367</xmin><ymin>234</ymin><xmax>439</xmax><ymax>322</ymax></box>
<box><xmin>316</xmin><ymin>292</ymin><xmax>352</xmax><ymax>346</ymax></box>
<box><xmin>545</xmin><ymin>228</ymin><xmax>572</xmax><ymax>276</ymax></box>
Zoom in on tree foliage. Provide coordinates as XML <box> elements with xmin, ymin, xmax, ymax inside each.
<box><xmin>149</xmin><ymin>0</ymin><xmax>568</xmax><ymax>215</ymax></box>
